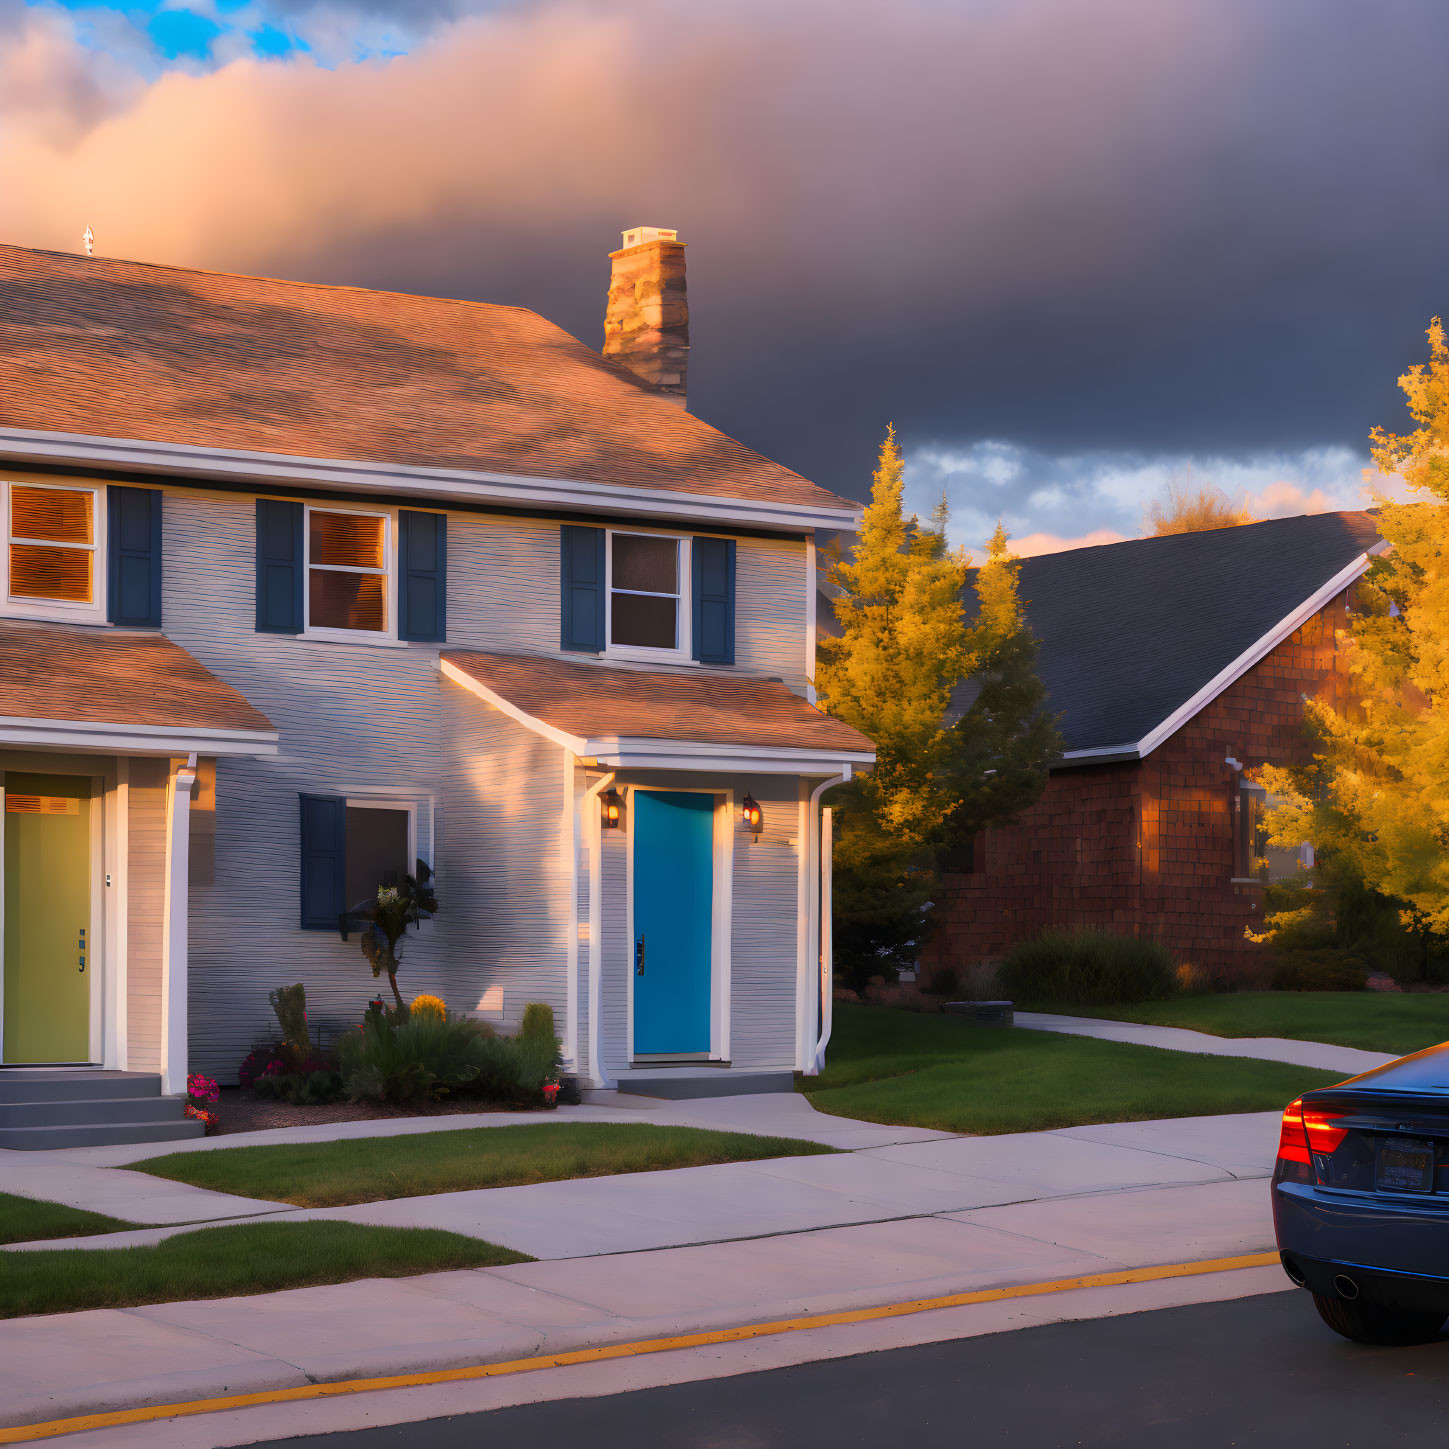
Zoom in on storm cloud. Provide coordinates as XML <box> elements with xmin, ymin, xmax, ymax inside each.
<box><xmin>0</xmin><ymin>0</ymin><xmax>1444</xmax><ymax>517</ymax></box>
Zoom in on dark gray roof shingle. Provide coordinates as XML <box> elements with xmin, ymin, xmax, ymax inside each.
<box><xmin>955</xmin><ymin>510</ymin><xmax>1382</xmax><ymax>756</ymax></box>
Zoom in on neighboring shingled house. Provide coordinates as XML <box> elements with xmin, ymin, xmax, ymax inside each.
<box><xmin>923</xmin><ymin>511</ymin><xmax>1384</xmax><ymax>982</ymax></box>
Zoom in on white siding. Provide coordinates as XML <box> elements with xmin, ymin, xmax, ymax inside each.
<box><xmin>125</xmin><ymin>758</ymin><xmax>168</xmax><ymax>1073</ymax></box>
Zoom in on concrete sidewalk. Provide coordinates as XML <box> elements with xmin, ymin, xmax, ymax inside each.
<box><xmin>0</xmin><ymin>1110</ymin><xmax>1284</xmax><ymax>1433</ymax></box>
<box><xmin>1016</xmin><ymin>1010</ymin><xmax>1395</xmax><ymax>1075</ymax></box>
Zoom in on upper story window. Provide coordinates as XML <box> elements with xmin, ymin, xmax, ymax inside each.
<box><xmin>306</xmin><ymin>506</ymin><xmax>393</xmax><ymax>640</ymax></box>
<box><xmin>3</xmin><ymin>481</ymin><xmax>104</xmax><ymax>622</ymax></box>
<box><xmin>607</xmin><ymin>530</ymin><xmax>690</xmax><ymax>659</ymax></box>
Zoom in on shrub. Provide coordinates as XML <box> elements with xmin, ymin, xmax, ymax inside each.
<box><xmin>337</xmin><ymin>1004</ymin><xmax>556</xmax><ymax>1107</ymax></box>
<box><xmin>520</xmin><ymin>1001</ymin><xmax>557</xmax><ymax>1044</ymax></box>
<box><xmin>997</xmin><ymin>928</ymin><xmax>1177</xmax><ymax>1006</ymax></box>
<box><xmin>238</xmin><ymin>1047</ymin><xmax>284</xmax><ymax>1089</ymax></box>
<box><xmin>253</xmin><ymin>1067</ymin><xmax>345</xmax><ymax>1106</ymax></box>
<box><xmin>269</xmin><ymin>983</ymin><xmax>312</xmax><ymax>1071</ymax></box>
<box><xmin>1270</xmin><ymin>950</ymin><xmax>1370</xmax><ymax>992</ymax></box>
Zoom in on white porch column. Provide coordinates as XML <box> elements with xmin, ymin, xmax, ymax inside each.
<box><xmin>159</xmin><ymin>754</ymin><xmax>196</xmax><ymax>1097</ymax></box>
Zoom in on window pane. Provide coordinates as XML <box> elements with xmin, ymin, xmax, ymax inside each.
<box><xmin>11</xmin><ymin>486</ymin><xmax>92</xmax><ymax>544</ymax></box>
<box><xmin>345</xmin><ymin>806</ymin><xmax>410</xmax><ymax>909</ymax></box>
<box><xmin>310</xmin><ymin>511</ymin><xmax>384</xmax><ymax>569</ymax></box>
<box><xmin>10</xmin><ymin>543</ymin><xmax>92</xmax><ymax>603</ymax></box>
<box><xmin>310</xmin><ymin>569</ymin><xmax>386</xmax><ymax>631</ymax></box>
<box><xmin>612</xmin><ymin>591</ymin><xmax>677</xmax><ymax>649</ymax></box>
<box><xmin>612</xmin><ymin>534</ymin><xmax>677</xmax><ymax>594</ymax></box>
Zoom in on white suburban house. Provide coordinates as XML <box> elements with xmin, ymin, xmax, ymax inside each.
<box><xmin>0</xmin><ymin>228</ymin><xmax>871</xmax><ymax>1145</ymax></box>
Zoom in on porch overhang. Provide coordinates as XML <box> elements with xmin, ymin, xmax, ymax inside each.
<box><xmin>440</xmin><ymin>649</ymin><xmax>874</xmax><ymax>777</ymax></box>
<box><xmin>0</xmin><ymin>619</ymin><xmax>278</xmax><ymax>758</ymax></box>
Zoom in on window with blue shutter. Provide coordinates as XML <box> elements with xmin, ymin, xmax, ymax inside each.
<box><xmin>299</xmin><ymin>794</ymin><xmax>347</xmax><ymax>931</ymax></box>
<box><xmin>107</xmin><ymin>486</ymin><xmax>162</xmax><ymax>627</ymax></box>
<box><xmin>561</xmin><ymin>524</ymin><xmax>605</xmax><ymax>652</ymax></box>
<box><xmin>399</xmin><ymin>510</ymin><xmax>447</xmax><ymax>642</ymax></box>
<box><xmin>692</xmin><ymin>535</ymin><xmax>735</xmax><ymax>664</ymax></box>
<box><xmin>256</xmin><ymin>499</ymin><xmax>303</xmax><ymax>634</ymax></box>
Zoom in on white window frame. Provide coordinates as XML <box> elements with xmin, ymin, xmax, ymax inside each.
<box><xmin>303</xmin><ymin>503</ymin><xmax>397</xmax><ymax>644</ymax></box>
<box><xmin>1</xmin><ymin>479</ymin><xmax>107</xmax><ymax>625</ymax></box>
<box><xmin>605</xmin><ymin>528</ymin><xmax>692</xmax><ymax>663</ymax></box>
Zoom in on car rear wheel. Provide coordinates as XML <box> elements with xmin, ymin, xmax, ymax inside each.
<box><xmin>1312</xmin><ymin>1292</ymin><xmax>1447</xmax><ymax>1346</ymax></box>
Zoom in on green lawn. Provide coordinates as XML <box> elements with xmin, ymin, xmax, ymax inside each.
<box><xmin>0</xmin><ymin>1191</ymin><xmax>135</xmax><ymax>1247</ymax></box>
<box><xmin>0</xmin><ymin>1220</ymin><xmax>526</xmax><ymax>1319</ymax></box>
<box><xmin>803</xmin><ymin>1003</ymin><xmax>1344</xmax><ymax>1134</ymax></box>
<box><xmin>138</xmin><ymin>1121</ymin><xmax>835</xmax><ymax>1208</ymax></box>
<box><xmin>1029</xmin><ymin>992</ymin><xmax>1449</xmax><ymax>1056</ymax></box>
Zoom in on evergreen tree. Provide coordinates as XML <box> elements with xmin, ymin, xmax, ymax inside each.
<box><xmin>939</xmin><ymin>523</ymin><xmax>1063</xmax><ymax>849</ymax></box>
<box><xmin>817</xmin><ymin>427</ymin><xmax>972</xmax><ymax>985</ymax></box>
<box><xmin>1258</xmin><ymin>319</ymin><xmax>1449</xmax><ymax>937</ymax></box>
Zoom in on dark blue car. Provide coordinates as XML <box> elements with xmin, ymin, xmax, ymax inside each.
<box><xmin>1275</xmin><ymin>1043</ymin><xmax>1449</xmax><ymax>1344</ymax></box>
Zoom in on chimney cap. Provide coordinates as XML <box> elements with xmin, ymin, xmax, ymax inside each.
<box><xmin>620</xmin><ymin>225</ymin><xmax>679</xmax><ymax>249</ymax></box>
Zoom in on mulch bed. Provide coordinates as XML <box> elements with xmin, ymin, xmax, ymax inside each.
<box><xmin>214</xmin><ymin>1086</ymin><xmax>518</xmax><ymax>1136</ymax></box>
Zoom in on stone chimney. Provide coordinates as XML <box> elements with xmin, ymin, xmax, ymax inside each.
<box><xmin>604</xmin><ymin>226</ymin><xmax>689</xmax><ymax>409</ymax></box>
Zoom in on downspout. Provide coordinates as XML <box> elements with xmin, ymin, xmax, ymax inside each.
<box><xmin>800</xmin><ymin>770</ymin><xmax>847</xmax><ymax>1076</ymax></box>
<box><xmin>583</xmin><ymin>771</ymin><xmax>616</xmax><ymax>1089</ymax></box>
<box><xmin>812</xmin><ymin>805</ymin><xmax>834</xmax><ymax>1075</ymax></box>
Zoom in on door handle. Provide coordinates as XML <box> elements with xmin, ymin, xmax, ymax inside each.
<box><xmin>635</xmin><ymin>934</ymin><xmax>646</xmax><ymax>976</ymax></box>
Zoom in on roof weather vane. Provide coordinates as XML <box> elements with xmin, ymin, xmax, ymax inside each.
<box><xmin>82</xmin><ymin>225</ymin><xmax>94</xmax><ymax>257</ymax></box>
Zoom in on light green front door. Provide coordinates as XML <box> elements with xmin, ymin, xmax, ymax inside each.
<box><xmin>3</xmin><ymin>774</ymin><xmax>92</xmax><ymax>1063</ymax></box>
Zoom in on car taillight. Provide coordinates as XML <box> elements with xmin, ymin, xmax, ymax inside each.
<box><xmin>1278</xmin><ymin>1099</ymin><xmax>1310</xmax><ymax>1165</ymax></box>
<box><xmin>1302</xmin><ymin>1107</ymin><xmax>1348</xmax><ymax>1155</ymax></box>
<box><xmin>1277</xmin><ymin>1098</ymin><xmax>1348</xmax><ymax>1168</ymax></box>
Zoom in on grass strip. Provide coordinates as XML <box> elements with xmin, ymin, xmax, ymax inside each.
<box><xmin>0</xmin><ymin>1220</ymin><xmax>528</xmax><ymax>1319</ymax></box>
<box><xmin>1020</xmin><ymin>992</ymin><xmax>1449</xmax><ymax>1057</ymax></box>
<box><xmin>802</xmin><ymin>1003</ymin><xmax>1343</xmax><ymax>1133</ymax></box>
<box><xmin>137</xmin><ymin>1122</ymin><xmax>836</xmax><ymax>1208</ymax></box>
<box><xmin>0</xmin><ymin>1191</ymin><xmax>135</xmax><ymax>1247</ymax></box>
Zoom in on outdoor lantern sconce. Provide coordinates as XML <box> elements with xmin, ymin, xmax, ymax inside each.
<box><xmin>741</xmin><ymin>793</ymin><xmax>764</xmax><ymax>839</ymax></box>
<box><xmin>601</xmin><ymin>789</ymin><xmax>623</xmax><ymax>830</ymax></box>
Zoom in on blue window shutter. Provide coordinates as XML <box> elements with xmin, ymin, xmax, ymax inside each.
<box><xmin>256</xmin><ymin>499</ymin><xmax>303</xmax><ymax>634</ymax></box>
<box><xmin>106</xmin><ymin>486</ymin><xmax>162</xmax><ymax>627</ymax></box>
<box><xmin>560</xmin><ymin>525</ymin><xmax>605</xmax><ymax>652</ymax></box>
<box><xmin>299</xmin><ymin>794</ymin><xmax>346</xmax><ymax>930</ymax></box>
<box><xmin>692</xmin><ymin>536</ymin><xmax>735</xmax><ymax>664</ymax></box>
<box><xmin>399</xmin><ymin>510</ymin><xmax>447</xmax><ymax>642</ymax></box>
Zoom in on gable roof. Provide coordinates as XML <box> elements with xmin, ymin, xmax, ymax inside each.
<box><xmin>956</xmin><ymin>510</ymin><xmax>1383</xmax><ymax>762</ymax></box>
<box><xmin>441</xmin><ymin>648</ymin><xmax>873</xmax><ymax>774</ymax></box>
<box><xmin>0</xmin><ymin>619</ymin><xmax>277</xmax><ymax>755</ymax></box>
<box><xmin>0</xmin><ymin>245</ymin><xmax>856</xmax><ymax>529</ymax></box>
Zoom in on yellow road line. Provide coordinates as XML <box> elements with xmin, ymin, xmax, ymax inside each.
<box><xmin>0</xmin><ymin>1251</ymin><xmax>1281</xmax><ymax>1444</ymax></box>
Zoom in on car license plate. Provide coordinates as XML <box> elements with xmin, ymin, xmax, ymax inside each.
<box><xmin>1376</xmin><ymin>1137</ymin><xmax>1436</xmax><ymax>1193</ymax></box>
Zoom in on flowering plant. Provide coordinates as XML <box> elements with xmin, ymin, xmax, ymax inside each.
<box><xmin>186</xmin><ymin>1073</ymin><xmax>220</xmax><ymax>1105</ymax></box>
<box><xmin>184</xmin><ymin>1103</ymin><xmax>220</xmax><ymax>1134</ymax></box>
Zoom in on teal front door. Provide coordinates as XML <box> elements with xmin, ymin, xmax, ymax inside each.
<box><xmin>632</xmin><ymin>790</ymin><xmax>714</xmax><ymax>1056</ymax></box>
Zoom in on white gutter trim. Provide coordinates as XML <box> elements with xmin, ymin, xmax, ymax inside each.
<box><xmin>0</xmin><ymin>426</ymin><xmax>863</xmax><ymax>534</ymax></box>
<box><xmin>797</xmin><ymin>771</ymin><xmax>847</xmax><ymax>1074</ymax></box>
<box><xmin>811</xmin><ymin>804</ymin><xmax>835</xmax><ymax>1075</ymax></box>
<box><xmin>0</xmin><ymin>715</ymin><xmax>278</xmax><ymax>756</ymax></box>
<box><xmin>583</xmin><ymin>771</ymin><xmax>616</xmax><ymax>1089</ymax></box>
<box><xmin>1054</xmin><ymin>548</ymin><xmax>1378</xmax><ymax>767</ymax></box>
<box><xmin>440</xmin><ymin>659</ymin><xmax>876</xmax><ymax>774</ymax></box>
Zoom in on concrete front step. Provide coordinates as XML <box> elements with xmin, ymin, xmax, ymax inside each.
<box><xmin>0</xmin><ymin>1070</ymin><xmax>162</xmax><ymax>1104</ymax></box>
<box><xmin>610</xmin><ymin>1071</ymin><xmax>796</xmax><ymax>1100</ymax></box>
<box><xmin>0</xmin><ymin>1117</ymin><xmax>204</xmax><ymax>1150</ymax></box>
<box><xmin>0</xmin><ymin>1095</ymin><xmax>192</xmax><ymax>1129</ymax></box>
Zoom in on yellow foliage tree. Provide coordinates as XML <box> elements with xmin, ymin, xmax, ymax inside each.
<box><xmin>1259</xmin><ymin>319</ymin><xmax>1449</xmax><ymax>934</ymax></box>
<box><xmin>1144</xmin><ymin>470</ymin><xmax>1256</xmax><ymax>536</ymax></box>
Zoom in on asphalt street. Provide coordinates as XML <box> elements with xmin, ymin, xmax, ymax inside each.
<box><xmin>248</xmin><ymin>1288</ymin><xmax>1449</xmax><ymax>1448</ymax></box>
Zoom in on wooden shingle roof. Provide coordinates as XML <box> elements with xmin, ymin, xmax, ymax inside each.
<box><xmin>442</xmin><ymin>649</ymin><xmax>874</xmax><ymax>758</ymax></box>
<box><xmin>0</xmin><ymin>619</ymin><xmax>275</xmax><ymax>738</ymax></box>
<box><xmin>0</xmin><ymin>245</ymin><xmax>849</xmax><ymax>514</ymax></box>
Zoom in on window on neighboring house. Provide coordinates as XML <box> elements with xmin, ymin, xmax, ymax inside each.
<box><xmin>1234</xmin><ymin>779</ymin><xmax>1313</xmax><ymax>884</ymax></box>
<box><xmin>4</xmin><ymin>482</ymin><xmax>101</xmax><ymax>617</ymax></box>
<box><xmin>608</xmin><ymin>531</ymin><xmax>689</xmax><ymax>655</ymax></box>
<box><xmin>306</xmin><ymin>506</ymin><xmax>391</xmax><ymax>637</ymax></box>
